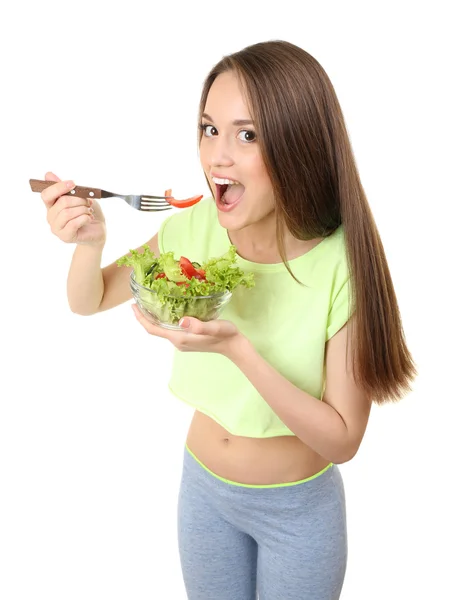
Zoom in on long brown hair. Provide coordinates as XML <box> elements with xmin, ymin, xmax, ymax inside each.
<box><xmin>198</xmin><ymin>40</ymin><xmax>416</xmax><ymax>404</ymax></box>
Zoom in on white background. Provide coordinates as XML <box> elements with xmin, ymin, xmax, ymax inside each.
<box><xmin>1</xmin><ymin>1</ymin><xmax>448</xmax><ymax>598</ymax></box>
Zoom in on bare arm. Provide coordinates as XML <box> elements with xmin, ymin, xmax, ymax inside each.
<box><xmin>67</xmin><ymin>233</ymin><xmax>160</xmax><ymax>315</ymax></box>
<box><xmin>228</xmin><ymin>319</ymin><xmax>372</xmax><ymax>464</ymax></box>
<box><xmin>40</xmin><ymin>172</ymin><xmax>161</xmax><ymax>316</ymax></box>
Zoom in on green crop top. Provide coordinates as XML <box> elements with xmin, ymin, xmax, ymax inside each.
<box><xmin>158</xmin><ymin>197</ymin><xmax>353</xmax><ymax>438</ymax></box>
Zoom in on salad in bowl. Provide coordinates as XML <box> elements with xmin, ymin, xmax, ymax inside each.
<box><xmin>117</xmin><ymin>244</ymin><xmax>255</xmax><ymax>330</ymax></box>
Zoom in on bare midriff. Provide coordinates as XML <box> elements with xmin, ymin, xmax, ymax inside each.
<box><xmin>185</xmin><ymin>410</ymin><xmax>330</xmax><ymax>485</ymax></box>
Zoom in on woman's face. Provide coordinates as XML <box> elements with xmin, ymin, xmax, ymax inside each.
<box><xmin>200</xmin><ymin>71</ymin><xmax>275</xmax><ymax>231</ymax></box>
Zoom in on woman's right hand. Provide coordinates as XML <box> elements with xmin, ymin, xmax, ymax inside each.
<box><xmin>41</xmin><ymin>172</ymin><xmax>107</xmax><ymax>246</ymax></box>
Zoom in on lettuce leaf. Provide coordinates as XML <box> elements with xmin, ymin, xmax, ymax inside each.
<box><xmin>116</xmin><ymin>245</ymin><xmax>157</xmax><ymax>284</ymax></box>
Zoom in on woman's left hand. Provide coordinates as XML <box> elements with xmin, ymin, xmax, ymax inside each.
<box><xmin>131</xmin><ymin>304</ymin><xmax>245</xmax><ymax>358</ymax></box>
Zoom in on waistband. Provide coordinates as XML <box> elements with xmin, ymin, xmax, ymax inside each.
<box><xmin>185</xmin><ymin>444</ymin><xmax>333</xmax><ymax>489</ymax></box>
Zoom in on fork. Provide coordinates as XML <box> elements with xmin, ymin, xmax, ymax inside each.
<box><xmin>29</xmin><ymin>179</ymin><xmax>174</xmax><ymax>212</ymax></box>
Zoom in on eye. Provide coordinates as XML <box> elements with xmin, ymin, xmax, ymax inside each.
<box><xmin>237</xmin><ymin>129</ymin><xmax>256</xmax><ymax>143</ymax></box>
<box><xmin>200</xmin><ymin>124</ymin><xmax>218</xmax><ymax>137</ymax></box>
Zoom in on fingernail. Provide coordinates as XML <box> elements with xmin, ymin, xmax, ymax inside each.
<box><xmin>66</xmin><ymin>180</ymin><xmax>75</xmax><ymax>189</ymax></box>
<box><xmin>180</xmin><ymin>318</ymin><xmax>190</xmax><ymax>328</ymax></box>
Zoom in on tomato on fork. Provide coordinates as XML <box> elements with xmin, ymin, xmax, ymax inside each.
<box><xmin>164</xmin><ymin>188</ymin><xmax>203</xmax><ymax>209</ymax></box>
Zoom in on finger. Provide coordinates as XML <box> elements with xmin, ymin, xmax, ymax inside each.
<box><xmin>41</xmin><ymin>179</ymin><xmax>76</xmax><ymax>209</ymax></box>
<box><xmin>52</xmin><ymin>205</ymin><xmax>94</xmax><ymax>233</ymax></box>
<box><xmin>179</xmin><ymin>317</ymin><xmax>197</xmax><ymax>332</ymax></box>
<box><xmin>131</xmin><ymin>304</ymin><xmax>172</xmax><ymax>339</ymax></box>
<box><xmin>48</xmin><ymin>193</ymin><xmax>92</xmax><ymax>223</ymax></box>
<box><xmin>179</xmin><ymin>317</ymin><xmax>213</xmax><ymax>335</ymax></box>
<box><xmin>59</xmin><ymin>214</ymin><xmax>93</xmax><ymax>242</ymax></box>
<box><xmin>45</xmin><ymin>172</ymin><xmax>61</xmax><ymax>183</ymax></box>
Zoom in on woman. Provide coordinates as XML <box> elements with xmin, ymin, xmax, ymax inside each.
<box><xmin>41</xmin><ymin>40</ymin><xmax>416</xmax><ymax>599</ymax></box>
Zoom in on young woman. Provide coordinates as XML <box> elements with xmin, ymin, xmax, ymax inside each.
<box><xmin>41</xmin><ymin>40</ymin><xmax>416</xmax><ymax>600</ymax></box>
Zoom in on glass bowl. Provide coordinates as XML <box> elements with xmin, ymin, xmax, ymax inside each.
<box><xmin>130</xmin><ymin>271</ymin><xmax>232</xmax><ymax>330</ymax></box>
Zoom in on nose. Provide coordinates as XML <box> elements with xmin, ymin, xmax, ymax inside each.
<box><xmin>208</xmin><ymin>134</ymin><xmax>234</xmax><ymax>168</ymax></box>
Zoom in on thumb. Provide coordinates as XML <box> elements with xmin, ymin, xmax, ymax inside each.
<box><xmin>179</xmin><ymin>316</ymin><xmax>204</xmax><ymax>333</ymax></box>
<box><xmin>179</xmin><ymin>317</ymin><xmax>225</xmax><ymax>337</ymax></box>
<box><xmin>45</xmin><ymin>171</ymin><xmax>61</xmax><ymax>183</ymax></box>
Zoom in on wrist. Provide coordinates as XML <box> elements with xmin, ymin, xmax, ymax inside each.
<box><xmin>225</xmin><ymin>332</ymin><xmax>253</xmax><ymax>364</ymax></box>
<box><xmin>77</xmin><ymin>240</ymin><xmax>105</xmax><ymax>252</ymax></box>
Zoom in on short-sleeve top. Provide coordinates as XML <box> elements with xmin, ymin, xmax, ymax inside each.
<box><xmin>158</xmin><ymin>197</ymin><xmax>353</xmax><ymax>438</ymax></box>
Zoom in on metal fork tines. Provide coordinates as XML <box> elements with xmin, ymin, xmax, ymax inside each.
<box><xmin>101</xmin><ymin>191</ymin><xmax>173</xmax><ymax>212</ymax></box>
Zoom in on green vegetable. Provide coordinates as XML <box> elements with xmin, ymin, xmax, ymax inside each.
<box><xmin>157</xmin><ymin>252</ymin><xmax>188</xmax><ymax>283</ymax></box>
<box><xmin>116</xmin><ymin>244</ymin><xmax>255</xmax><ymax>324</ymax></box>
<box><xmin>116</xmin><ymin>245</ymin><xmax>157</xmax><ymax>284</ymax></box>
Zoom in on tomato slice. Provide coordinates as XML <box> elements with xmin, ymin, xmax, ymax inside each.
<box><xmin>193</xmin><ymin>269</ymin><xmax>206</xmax><ymax>281</ymax></box>
<box><xmin>170</xmin><ymin>194</ymin><xmax>203</xmax><ymax>208</ymax></box>
<box><xmin>165</xmin><ymin>188</ymin><xmax>203</xmax><ymax>209</ymax></box>
<box><xmin>155</xmin><ymin>272</ymin><xmax>166</xmax><ymax>279</ymax></box>
<box><xmin>179</xmin><ymin>257</ymin><xmax>207</xmax><ymax>281</ymax></box>
<box><xmin>179</xmin><ymin>256</ymin><xmax>197</xmax><ymax>279</ymax></box>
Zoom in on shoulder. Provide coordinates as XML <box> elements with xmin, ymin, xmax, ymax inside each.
<box><xmin>296</xmin><ymin>224</ymin><xmax>349</xmax><ymax>288</ymax></box>
<box><xmin>322</xmin><ymin>226</ymin><xmax>355</xmax><ymax>339</ymax></box>
<box><xmin>323</xmin><ymin>225</ymin><xmax>351</xmax><ymax>297</ymax></box>
<box><xmin>328</xmin><ymin>225</ymin><xmax>350</xmax><ymax>283</ymax></box>
<box><xmin>324</xmin><ymin>224</ymin><xmax>347</xmax><ymax>264</ymax></box>
<box><xmin>323</xmin><ymin>225</ymin><xmax>349</xmax><ymax>282</ymax></box>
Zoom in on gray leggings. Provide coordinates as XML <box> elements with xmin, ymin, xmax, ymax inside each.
<box><xmin>177</xmin><ymin>445</ymin><xmax>347</xmax><ymax>600</ymax></box>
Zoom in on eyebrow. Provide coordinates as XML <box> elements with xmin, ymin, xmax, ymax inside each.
<box><xmin>202</xmin><ymin>112</ymin><xmax>254</xmax><ymax>126</ymax></box>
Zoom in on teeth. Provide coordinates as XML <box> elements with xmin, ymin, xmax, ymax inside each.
<box><xmin>212</xmin><ymin>177</ymin><xmax>240</xmax><ymax>186</ymax></box>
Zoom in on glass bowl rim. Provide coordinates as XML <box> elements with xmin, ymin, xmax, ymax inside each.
<box><xmin>130</xmin><ymin>270</ymin><xmax>232</xmax><ymax>300</ymax></box>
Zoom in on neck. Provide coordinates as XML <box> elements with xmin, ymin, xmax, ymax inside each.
<box><xmin>228</xmin><ymin>214</ymin><xmax>323</xmax><ymax>264</ymax></box>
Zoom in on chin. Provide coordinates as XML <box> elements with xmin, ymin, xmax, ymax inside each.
<box><xmin>219</xmin><ymin>206</ymin><xmax>275</xmax><ymax>231</ymax></box>
<box><xmin>216</xmin><ymin>202</ymin><xmax>254</xmax><ymax>229</ymax></box>
<box><xmin>216</xmin><ymin>210</ymin><xmax>246</xmax><ymax>232</ymax></box>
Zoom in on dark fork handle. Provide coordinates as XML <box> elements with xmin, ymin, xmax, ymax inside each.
<box><xmin>29</xmin><ymin>179</ymin><xmax>102</xmax><ymax>199</ymax></box>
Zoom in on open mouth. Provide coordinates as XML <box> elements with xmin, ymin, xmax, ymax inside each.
<box><xmin>216</xmin><ymin>183</ymin><xmax>229</xmax><ymax>204</ymax></box>
<box><xmin>216</xmin><ymin>182</ymin><xmax>245</xmax><ymax>206</ymax></box>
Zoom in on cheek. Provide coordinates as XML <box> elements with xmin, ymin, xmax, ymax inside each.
<box><xmin>247</xmin><ymin>160</ymin><xmax>273</xmax><ymax>199</ymax></box>
<box><xmin>247</xmin><ymin>154</ymin><xmax>270</xmax><ymax>185</ymax></box>
<box><xmin>199</xmin><ymin>142</ymin><xmax>207</xmax><ymax>168</ymax></box>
